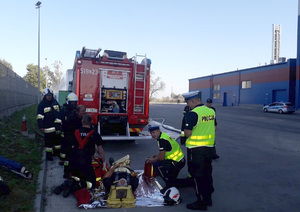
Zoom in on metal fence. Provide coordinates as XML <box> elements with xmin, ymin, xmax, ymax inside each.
<box><xmin>0</xmin><ymin>62</ymin><xmax>38</xmax><ymax>119</ymax></box>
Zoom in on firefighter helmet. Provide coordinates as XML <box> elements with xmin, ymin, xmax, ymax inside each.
<box><xmin>163</xmin><ymin>187</ymin><xmax>181</xmax><ymax>205</ymax></box>
<box><xmin>42</xmin><ymin>88</ymin><xmax>53</xmax><ymax>96</ymax></box>
<box><xmin>66</xmin><ymin>93</ymin><xmax>78</xmax><ymax>103</ymax></box>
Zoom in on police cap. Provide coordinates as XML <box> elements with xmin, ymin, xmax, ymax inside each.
<box><xmin>148</xmin><ymin>124</ymin><xmax>160</xmax><ymax>132</ymax></box>
<box><xmin>206</xmin><ymin>98</ymin><xmax>213</xmax><ymax>103</ymax></box>
<box><xmin>182</xmin><ymin>91</ymin><xmax>200</xmax><ymax>101</ymax></box>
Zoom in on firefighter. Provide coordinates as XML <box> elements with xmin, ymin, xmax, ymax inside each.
<box><xmin>61</xmin><ymin>93</ymin><xmax>78</xmax><ymax>119</ymax></box>
<box><xmin>37</xmin><ymin>88</ymin><xmax>62</xmax><ymax>161</ymax></box>
<box><xmin>65</xmin><ymin>114</ymin><xmax>106</xmax><ymax>197</ymax></box>
<box><xmin>62</xmin><ymin>105</ymin><xmax>86</xmax><ymax>178</ymax></box>
<box><xmin>146</xmin><ymin>125</ymin><xmax>185</xmax><ymax>193</ymax></box>
<box><xmin>183</xmin><ymin>91</ymin><xmax>215</xmax><ymax>210</ymax></box>
<box><xmin>59</xmin><ymin>93</ymin><xmax>78</xmax><ymax>168</ymax></box>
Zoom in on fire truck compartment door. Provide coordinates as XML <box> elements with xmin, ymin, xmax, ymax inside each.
<box><xmin>100</xmin><ymin>69</ymin><xmax>129</xmax><ymax>89</ymax></box>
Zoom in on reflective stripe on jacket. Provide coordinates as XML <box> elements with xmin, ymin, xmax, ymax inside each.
<box><xmin>159</xmin><ymin>132</ymin><xmax>184</xmax><ymax>162</ymax></box>
<box><xmin>186</xmin><ymin>106</ymin><xmax>215</xmax><ymax>148</ymax></box>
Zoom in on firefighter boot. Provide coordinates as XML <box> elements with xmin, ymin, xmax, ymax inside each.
<box><xmin>53</xmin><ymin>180</ymin><xmax>69</xmax><ymax>195</ymax></box>
<box><xmin>63</xmin><ymin>179</ymin><xmax>79</xmax><ymax>198</ymax></box>
<box><xmin>46</xmin><ymin>152</ymin><xmax>54</xmax><ymax>161</ymax></box>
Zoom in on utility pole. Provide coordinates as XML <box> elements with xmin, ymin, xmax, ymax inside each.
<box><xmin>36</xmin><ymin>1</ymin><xmax>42</xmax><ymax>103</ymax></box>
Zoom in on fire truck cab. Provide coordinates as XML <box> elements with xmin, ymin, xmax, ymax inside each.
<box><xmin>70</xmin><ymin>47</ymin><xmax>151</xmax><ymax>141</ymax></box>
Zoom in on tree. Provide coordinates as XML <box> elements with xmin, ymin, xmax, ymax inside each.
<box><xmin>23</xmin><ymin>64</ymin><xmax>47</xmax><ymax>91</ymax></box>
<box><xmin>149</xmin><ymin>70</ymin><xmax>166</xmax><ymax>99</ymax></box>
<box><xmin>47</xmin><ymin>60</ymin><xmax>63</xmax><ymax>91</ymax></box>
<box><xmin>0</xmin><ymin>58</ymin><xmax>13</xmax><ymax>70</ymax></box>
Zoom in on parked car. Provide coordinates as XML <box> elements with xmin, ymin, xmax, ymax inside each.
<box><xmin>263</xmin><ymin>102</ymin><xmax>295</xmax><ymax>114</ymax></box>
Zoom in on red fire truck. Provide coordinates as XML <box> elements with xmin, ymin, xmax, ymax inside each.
<box><xmin>70</xmin><ymin>47</ymin><xmax>151</xmax><ymax>141</ymax></box>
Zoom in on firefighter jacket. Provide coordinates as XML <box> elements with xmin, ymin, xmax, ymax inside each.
<box><xmin>61</xmin><ymin>104</ymin><xmax>74</xmax><ymax>124</ymax></box>
<box><xmin>159</xmin><ymin>132</ymin><xmax>184</xmax><ymax>162</ymax></box>
<box><xmin>37</xmin><ymin>97</ymin><xmax>61</xmax><ymax>133</ymax></box>
<box><xmin>186</xmin><ymin>106</ymin><xmax>215</xmax><ymax>148</ymax></box>
<box><xmin>61</xmin><ymin>103</ymin><xmax>76</xmax><ymax>135</ymax></box>
<box><xmin>64</xmin><ymin>111</ymin><xmax>84</xmax><ymax>138</ymax></box>
<box><xmin>71</xmin><ymin>127</ymin><xmax>104</xmax><ymax>163</ymax></box>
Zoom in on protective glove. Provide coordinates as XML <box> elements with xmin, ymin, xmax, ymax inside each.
<box><xmin>102</xmin><ymin>161</ymin><xmax>107</xmax><ymax>171</ymax></box>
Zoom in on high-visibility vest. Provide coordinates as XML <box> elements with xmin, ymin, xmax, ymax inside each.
<box><xmin>159</xmin><ymin>132</ymin><xmax>184</xmax><ymax>162</ymax></box>
<box><xmin>186</xmin><ymin>106</ymin><xmax>215</xmax><ymax>148</ymax></box>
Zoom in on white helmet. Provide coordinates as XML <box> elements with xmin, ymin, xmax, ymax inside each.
<box><xmin>66</xmin><ymin>93</ymin><xmax>78</xmax><ymax>103</ymax></box>
<box><xmin>163</xmin><ymin>187</ymin><xmax>181</xmax><ymax>205</ymax></box>
<box><xmin>42</xmin><ymin>88</ymin><xmax>53</xmax><ymax>96</ymax></box>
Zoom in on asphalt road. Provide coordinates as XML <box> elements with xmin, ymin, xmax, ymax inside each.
<box><xmin>38</xmin><ymin>103</ymin><xmax>300</xmax><ymax>212</ymax></box>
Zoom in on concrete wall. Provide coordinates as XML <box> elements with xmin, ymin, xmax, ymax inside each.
<box><xmin>0</xmin><ymin>62</ymin><xmax>38</xmax><ymax>119</ymax></box>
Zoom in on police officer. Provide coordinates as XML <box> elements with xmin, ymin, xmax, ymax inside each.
<box><xmin>180</xmin><ymin>105</ymin><xmax>191</xmax><ymax>145</ymax></box>
<box><xmin>37</xmin><ymin>88</ymin><xmax>62</xmax><ymax>161</ymax></box>
<box><xmin>62</xmin><ymin>114</ymin><xmax>106</xmax><ymax>197</ymax></box>
<box><xmin>206</xmin><ymin>98</ymin><xmax>219</xmax><ymax>160</ymax></box>
<box><xmin>179</xmin><ymin>105</ymin><xmax>194</xmax><ymax>186</ymax></box>
<box><xmin>59</xmin><ymin>93</ymin><xmax>78</xmax><ymax>168</ymax></box>
<box><xmin>183</xmin><ymin>91</ymin><xmax>215</xmax><ymax>210</ymax></box>
<box><xmin>146</xmin><ymin>125</ymin><xmax>185</xmax><ymax>193</ymax></box>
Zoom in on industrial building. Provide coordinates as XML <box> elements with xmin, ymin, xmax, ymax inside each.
<box><xmin>189</xmin><ymin>7</ymin><xmax>300</xmax><ymax>109</ymax></box>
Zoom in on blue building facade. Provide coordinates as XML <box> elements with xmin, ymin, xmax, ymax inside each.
<box><xmin>189</xmin><ymin>59</ymin><xmax>297</xmax><ymax>107</ymax></box>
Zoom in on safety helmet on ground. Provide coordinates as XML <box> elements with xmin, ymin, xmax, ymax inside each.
<box><xmin>42</xmin><ymin>88</ymin><xmax>53</xmax><ymax>96</ymax></box>
<box><xmin>66</xmin><ymin>93</ymin><xmax>78</xmax><ymax>103</ymax></box>
<box><xmin>163</xmin><ymin>187</ymin><xmax>181</xmax><ymax>205</ymax></box>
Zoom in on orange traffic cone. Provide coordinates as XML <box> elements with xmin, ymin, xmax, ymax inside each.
<box><xmin>21</xmin><ymin>114</ymin><xmax>28</xmax><ymax>136</ymax></box>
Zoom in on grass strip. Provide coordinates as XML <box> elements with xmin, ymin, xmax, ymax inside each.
<box><xmin>0</xmin><ymin>104</ymin><xmax>44</xmax><ymax>212</ymax></box>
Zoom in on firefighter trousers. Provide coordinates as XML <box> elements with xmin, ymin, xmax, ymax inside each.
<box><xmin>70</xmin><ymin>160</ymin><xmax>96</xmax><ymax>189</ymax></box>
<box><xmin>44</xmin><ymin>132</ymin><xmax>61</xmax><ymax>156</ymax></box>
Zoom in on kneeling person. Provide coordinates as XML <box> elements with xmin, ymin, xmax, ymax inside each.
<box><xmin>68</xmin><ymin>114</ymin><xmax>106</xmax><ymax>194</ymax></box>
<box><xmin>146</xmin><ymin>125</ymin><xmax>185</xmax><ymax>192</ymax></box>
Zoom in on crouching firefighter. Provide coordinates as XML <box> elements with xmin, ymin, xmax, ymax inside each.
<box><xmin>65</xmin><ymin>114</ymin><xmax>106</xmax><ymax>197</ymax></box>
<box><xmin>103</xmin><ymin>155</ymin><xmax>139</xmax><ymax>208</ymax></box>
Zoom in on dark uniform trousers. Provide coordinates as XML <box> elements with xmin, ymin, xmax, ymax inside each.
<box><xmin>153</xmin><ymin>158</ymin><xmax>185</xmax><ymax>188</ymax></box>
<box><xmin>44</xmin><ymin>132</ymin><xmax>61</xmax><ymax>155</ymax></box>
<box><xmin>69</xmin><ymin>156</ymin><xmax>96</xmax><ymax>189</ymax></box>
<box><xmin>188</xmin><ymin>147</ymin><xmax>214</xmax><ymax>202</ymax></box>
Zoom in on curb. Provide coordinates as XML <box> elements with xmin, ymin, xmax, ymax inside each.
<box><xmin>34</xmin><ymin>151</ymin><xmax>47</xmax><ymax>212</ymax></box>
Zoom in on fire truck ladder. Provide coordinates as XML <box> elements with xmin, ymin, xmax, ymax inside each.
<box><xmin>133</xmin><ymin>54</ymin><xmax>148</xmax><ymax>114</ymax></box>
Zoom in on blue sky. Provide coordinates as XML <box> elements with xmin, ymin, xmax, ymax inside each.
<box><xmin>0</xmin><ymin>0</ymin><xmax>298</xmax><ymax>98</ymax></box>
